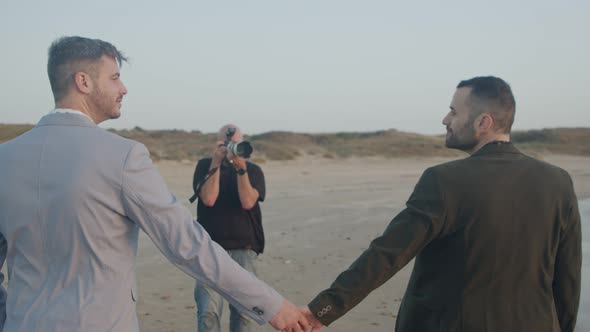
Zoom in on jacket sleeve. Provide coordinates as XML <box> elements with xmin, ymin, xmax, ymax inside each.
<box><xmin>552</xmin><ymin>175</ymin><xmax>582</xmax><ymax>332</ymax></box>
<box><xmin>121</xmin><ymin>143</ymin><xmax>283</xmax><ymax>325</ymax></box>
<box><xmin>0</xmin><ymin>233</ymin><xmax>7</xmax><ymax>330</ymax></box>
<box><xmin>308</xmin><ymin>167</ymin><xmax>446</xmax><ymax>326</ymax></box>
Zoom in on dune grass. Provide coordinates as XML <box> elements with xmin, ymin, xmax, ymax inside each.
<box><xmin>2</xmin><ymin>124</ymin><xmax>589</xmax><ymax>161</ymax></box>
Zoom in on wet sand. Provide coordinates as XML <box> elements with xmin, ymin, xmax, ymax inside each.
<box><xmin>133</xmin><ymin>154</ymin><xmax>590</xmax><ymax>331</ymax></box>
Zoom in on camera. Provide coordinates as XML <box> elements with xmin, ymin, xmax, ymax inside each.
<box><xmin>224</xmin><ymin>127</ymin><xmax>253</xmax><ymax>159</ymax></box>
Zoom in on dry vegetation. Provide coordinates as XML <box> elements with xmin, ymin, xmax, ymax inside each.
<box><xmin>0</xmin><ymin>124</ymin><xmax>34</xmax><ymax>142</ymax></box>
<box><xmin>1</xmin><ymin>124</ymin><xmax>589</xmax><ymax>161</ymax></box>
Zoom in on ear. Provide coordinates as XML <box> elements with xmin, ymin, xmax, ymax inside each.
<box><xmin>476</xmin><ymin>113</ymin><xmax>494</xmax><ymax>132</ymax></box>
<box><xmin>73</xmin><ymin>72</ymin><xmax>93</xmax><ymax>95</ymax></box>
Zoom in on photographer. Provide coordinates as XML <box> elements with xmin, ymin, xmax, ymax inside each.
<box><xmin>191</xmin><ymin>124</ymin><xmax>266</xmax><ymax>332</ymax></box>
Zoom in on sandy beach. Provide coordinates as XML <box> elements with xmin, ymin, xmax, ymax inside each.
<box><xmin>129</xmin><ymin>154</ymin><xmax>590</xmax><ymax>332</ymax></box>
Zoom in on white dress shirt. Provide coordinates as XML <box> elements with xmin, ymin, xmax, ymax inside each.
<box><xmin>49</xmin><ymin>108</ymin><xmax>93</xmax><ymax>122</ymax></box>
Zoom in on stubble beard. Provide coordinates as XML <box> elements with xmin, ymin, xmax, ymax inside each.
<box><xmin>445</xmin><ymin>123</ymin><xmax>478</xmax><ymax>152</ymax></box>
<box><xmin>90</xmin><ymin>85</ymin><xmax>120</xmax><ymax>120</ymax></box>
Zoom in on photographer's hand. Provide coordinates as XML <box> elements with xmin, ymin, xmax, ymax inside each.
<box><xmin>229</xmin><ymin>156</ymin><xmax>247</xmax><ymax>171</ymax></box>
<box><xmin>211</xmin><ymin>140</ymin><xmax>227</xmax><ymax>168</ymax></box>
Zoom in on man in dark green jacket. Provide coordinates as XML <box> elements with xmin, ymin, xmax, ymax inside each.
<box><xmin>304</xmin><ymin>76</ymin><xmax>582</xmax><ymax>332</ymax></box>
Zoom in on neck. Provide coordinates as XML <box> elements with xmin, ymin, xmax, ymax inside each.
<box><xmin>467</xmin><ymin>133</ymin><xmax>510</xmax><ymax>155</ymax></box>
<box><xmin>56</xmin><ymin>97</ymin><xmax>102</xmax><ymax>124</ymax></box>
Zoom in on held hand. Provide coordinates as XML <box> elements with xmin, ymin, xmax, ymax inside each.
<box><xmin>269</xmin><ymin>300</ymin><xmax>309</xmax><ymax>332</ymax></box>
<box><xmin>300</xmin><ymin>306</ymin><xmax>324</xmax><ymax>332</ymax></box>
<box><xmin>211</xmin><ymin>141</ymin><xmax>227</xmax><ymax>166</ymax></box>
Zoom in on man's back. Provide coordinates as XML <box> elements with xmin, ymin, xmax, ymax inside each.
<box><xmin>397</xmin><ymin>143</ymin><xmax>581</xmax><ymax>331</ymax></box>
<box><xmin>305</xmin><ymin>76</ymin><xmax>581</xmax><ymax>332</ymax></box>
<box><xmin>0</xmin><ymin>113</ymin><xmax>285</xmax><ymax>331</ymax></box>
<box><xmin>0</xmin><ymin>113</ymin><xmax>141</xmax><ymax>330</ymax></box>
<box><xmin>307</xmin><ymin>143</ymin><xmax>581</xmax><ymax>332</ymax></box>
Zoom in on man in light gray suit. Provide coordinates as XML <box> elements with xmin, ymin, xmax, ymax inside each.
<box><xmin>0</xmin><ymin>36</ymin><xmax>308</xmax><ymax>332</ymax></box>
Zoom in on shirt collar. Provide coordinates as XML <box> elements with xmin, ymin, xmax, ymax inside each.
<box><xmin>49</xmin><ymin>108</ymin><xmax>93</xmax><ymax>122</ymax></box>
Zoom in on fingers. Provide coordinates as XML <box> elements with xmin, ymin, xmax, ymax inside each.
<box><xmin>281</xmin><ymin>321</ymin><xmax>307</xmax><ymax>332</ymax></box>
<box><xmin>269</xmin><ymin>300</ymin><xmax>310</xmax><ymax>331</ymax></box>
<box><xmin>296</xmin><ymin>318</ymin><xmax>308</xmax><ymax>332</ymax></box>
<box><xmin>280</xmin><ymin>322</ymin><xmax>306</xmax><ymax>332</ymax></box>
<box><xmin>290</xmin><ymin>302</ymin><xmax>309</xmax><ymax>332</ymax></box>
<box><xmin>310</xmin><ymin>323</ymin><xmax>323</xmax><ymax>332</ymax></box>
<box><xmin>229</xmin><ymin>156</ymin><xmax>246</xmax><ymax>169</ymax></box>
<box><xmin>300</xmin><ymin>306</ymin><xmax>323</xmax><ymax>332</ymax></box>
<box><xmin>212</xmin><ymin>141</ymin><xmax>227</xmax><ymax>163</ymax></box>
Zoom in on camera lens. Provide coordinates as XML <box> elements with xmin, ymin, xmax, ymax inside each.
<box><xmin>227</xmin><ymin>141</ymin><xmax>253</xmax><ymax>159</ymax></box>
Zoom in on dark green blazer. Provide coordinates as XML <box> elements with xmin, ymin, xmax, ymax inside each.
<box><xmin>309</xmin><ymin>142</ymin><xmax>582</xmax><ymax>332</ymax></box>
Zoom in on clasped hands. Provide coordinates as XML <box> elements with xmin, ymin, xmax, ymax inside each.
<box><xmin>269</xmin><ymin>301</ymin><xmax>324</xmax><ymax>332</ymax></box>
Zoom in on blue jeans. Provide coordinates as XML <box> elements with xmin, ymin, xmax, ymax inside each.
<box><xmin>194</xmin><ymin>249</ymin><xmax>258</xmax><ymax>332</ymax></box>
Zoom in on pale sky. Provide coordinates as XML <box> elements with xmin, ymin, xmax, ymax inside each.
<box><xmin>1</xmin><ymin>1</ymin><xmax>588</xmax><ymax>135</ymax></box>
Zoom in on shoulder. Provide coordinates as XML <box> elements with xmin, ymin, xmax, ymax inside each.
<box><xmin>246</xmin><ymin>162</ymin><xmax>264</xmax><ymax>179</ymax></box>
<box><xmin>197</xmin><ymin>158</ymin><xmax>212</xmax><ymax>167</ymax></box>
<box><xmin>193</xmin><ymin>158</ymin><xmax>213</xmax><ymax>178</ymax></box>
<box><xmin>523</xmin><ymin>155</ymin><xmax>574</xmax><ymax>186</ymax></box>
<box><xmin>428</xmin><ymin>157</ymin><xmax>470</xmax><ymax>174</ymax></box>
<box><xmin>0</xmin><ymin>135</ymin><xmax>20</xmax><ymax>152</ymax></box>
<box><xmin>102</xmin><ymin>129</ymin><xmax>138</xmax><ymax>149</ymax></box>
<box><xmin>529</xmin><ymin>155</ymin><xmax>569</xmax><ymax>174</ymax></box>
<box><xmin>432</xmin><ymin>151</ymin><xmax>573</xmax><ymax>189</ymax></box>
<box><xmin>1</xmin><ymin>124</ymin><xmax>139</xmax><ymax>156</ymax></box>
<box><xmin>99</xmin><ymin>132</ymin><xmax>150</xmax><ymax>163</ymax></box>
<box><xmin>419</xmin><ymin>159</ymin><xmax>466</xmax><ymax>184</ymax></box>
<box><xmin>0</xmin><ymin>127</ymin><xmax>33</xmax><ymax>149</ymax></box>
<box><xmin>246</xmin><ymin>161</ymin><xmax>263</xmax><ymax>173</ymax></box>
<box><xmin>507</xmin><ymin>152</ymin><xmax>573</xmax><ymax>180</ymax></box>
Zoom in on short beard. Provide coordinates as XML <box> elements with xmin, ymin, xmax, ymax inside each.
<box><xmin>445</xmin><ymin>122</ymin><xmax>478</xmax><ymax>152</ymax></box>
<box><xmin>90</xmin><ymin>85</ymin><xmax>119</xmax><ymax>120</ymax></box>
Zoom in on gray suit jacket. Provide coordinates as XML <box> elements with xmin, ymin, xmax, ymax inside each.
<box><xmin>0</xmin><ymin>113</ymin><xmax>283</xmax><ymax>331</ymax></box>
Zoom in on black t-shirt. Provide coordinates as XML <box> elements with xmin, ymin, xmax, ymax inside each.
<box><xmin>192</xmin><ymin>158</ymin><xmax>266</xmax><ymax>253</ymax></box>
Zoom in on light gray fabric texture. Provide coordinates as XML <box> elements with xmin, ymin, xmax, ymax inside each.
<box><xmin>0</xmin><ymin>113</ymin><xmax>283</xmax><ymax>332</ymax></box>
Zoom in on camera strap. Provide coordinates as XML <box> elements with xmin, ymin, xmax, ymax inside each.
<box><xmin>188</xmin><ymin>167</ymin><xmax>219</xmax><ymax>203</ymax></box>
